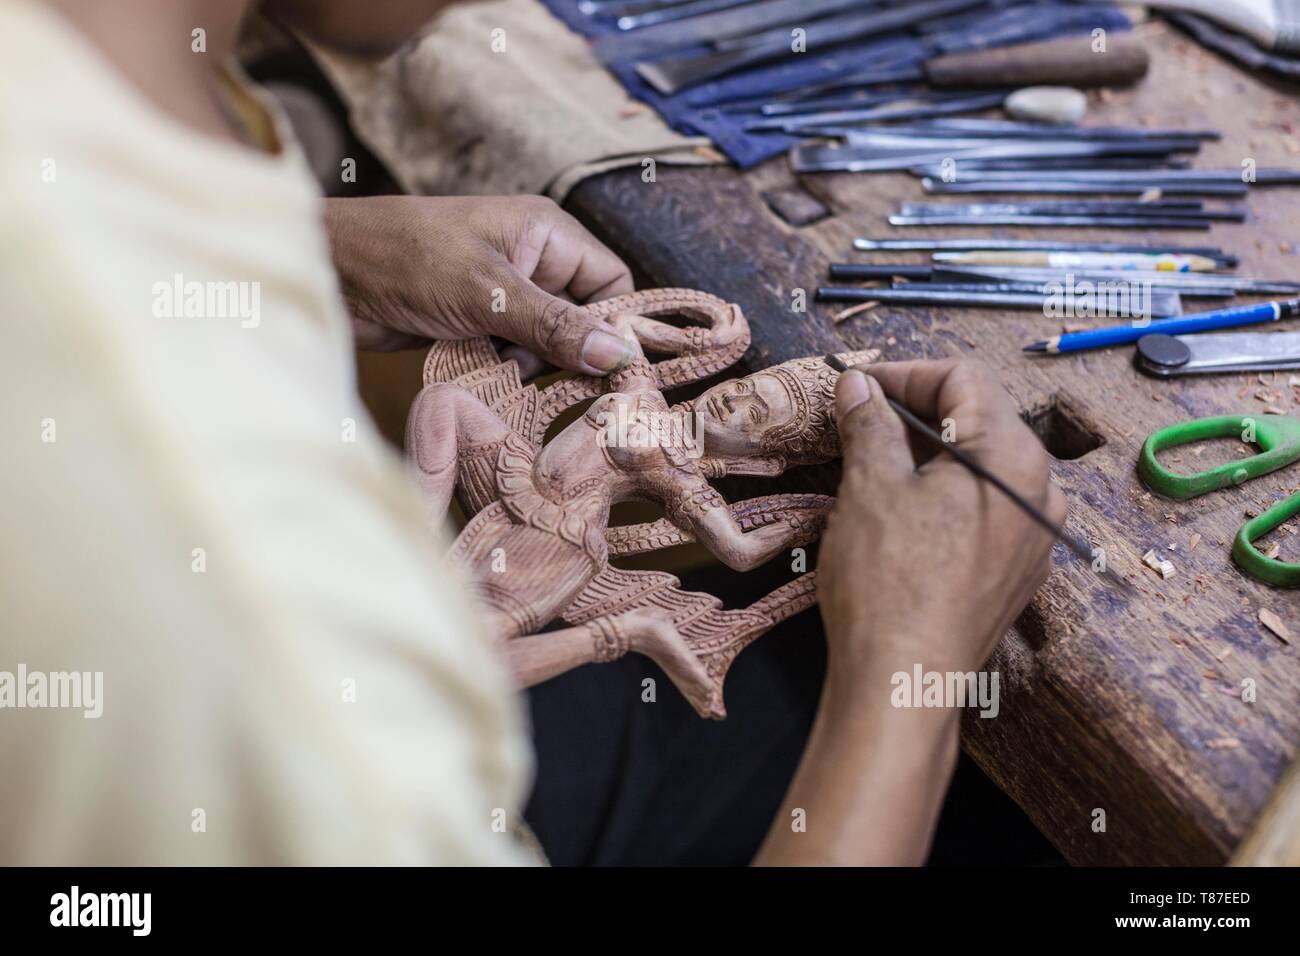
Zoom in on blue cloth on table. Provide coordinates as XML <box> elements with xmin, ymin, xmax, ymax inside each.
<box><xmin>539</xmin><ymin>0</ymin><xmax>1132</xmax><ymax>168</ymax></box>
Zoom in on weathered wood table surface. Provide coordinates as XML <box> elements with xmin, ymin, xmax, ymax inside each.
<box><xmin>565</xmin><ymin>19</ymin><xmax>1300</xmax><ymax>866</ymax></box>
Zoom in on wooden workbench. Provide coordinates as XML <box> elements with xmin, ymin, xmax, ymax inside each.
<box><xmin>564</xmin><ymin>19</ymin><xmax>1300</xmax><ymax>866</ymax></box>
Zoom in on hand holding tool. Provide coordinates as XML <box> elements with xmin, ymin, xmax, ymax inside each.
<box><xmin>824</xmin><ymin>354</ymin><xmax>1132</xmax><ymax>593</ymax></box>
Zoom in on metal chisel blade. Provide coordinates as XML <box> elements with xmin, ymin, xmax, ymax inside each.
<box><xmin>636</xmin><ymin>0</ymin><xmax>986</xmax><ymax>95</ymax></box>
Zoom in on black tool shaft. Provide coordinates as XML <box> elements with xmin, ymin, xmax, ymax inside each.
<box><xmin>922</xmin><ymin>179</ymin><xmax>1249</xmax><ymax>197</ymax></box>
<box><xmin>888</xmin><ymin>214</ymin><xmax>1213</xmax><ymax>229</ymax></box>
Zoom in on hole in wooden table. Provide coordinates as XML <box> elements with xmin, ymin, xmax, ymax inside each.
<box><xmin>1023</xmin><ymin>397</ymin><xmax>1106</xmax><ymax>462</ymax></box>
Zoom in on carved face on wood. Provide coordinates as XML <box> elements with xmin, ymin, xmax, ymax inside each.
<box><xmin>695</xmin><ymin>372</ymin><xmax>793</xmax><ymax>459</ymax></box>
<box><xmin>693</xmin><ymin>351</ymin><xmax>879</xmax><ymax>472</ymax></box>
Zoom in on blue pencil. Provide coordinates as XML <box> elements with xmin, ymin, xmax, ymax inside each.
<box><xmin>1024</xmin><ymin>299</ymin><xmax>1300</xmax><ymax>354</ymax></box>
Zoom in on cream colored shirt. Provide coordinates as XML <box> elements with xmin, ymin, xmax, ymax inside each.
<box><xmin>0</xmin><ymin>0</ymin><xmax>533</xmax><ymax>865</ymax></box>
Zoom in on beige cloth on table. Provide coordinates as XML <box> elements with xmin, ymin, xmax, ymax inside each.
<box><xmin>0</xmin><ymin>0</ymin><xmax>534</xmax><ymax>865</ymax></box>
<box><xmin>307</xmin><ymin>0</ymin><xmax>720</xmax><ymax>201</ymax></box>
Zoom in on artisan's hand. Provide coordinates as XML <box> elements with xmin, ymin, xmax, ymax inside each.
<box><xmin>819</xmin><ymin>358</ymin><xmax>1065</xmax><ymax>681</ymax></box>
<box><xmin>324</xmin><ymin>195</ymin><xmax>637</xmax><ymax>375</ymax></box>
<box><xmin>756</xmin><ymin>359</ymin><xmax>1063</xmax><ymax>867</ymax></box>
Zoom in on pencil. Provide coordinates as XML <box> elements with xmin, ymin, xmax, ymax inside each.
<box><xmin>1024</xmin><ymin>299</ymin><xmax>1300</xmax><ymax>354</ymax></box>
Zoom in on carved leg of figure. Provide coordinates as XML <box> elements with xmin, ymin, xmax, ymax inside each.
<box><xmin>505</xmin><ymin>612</ymin><xmax>725</xmax><ymax>720</ymax></box>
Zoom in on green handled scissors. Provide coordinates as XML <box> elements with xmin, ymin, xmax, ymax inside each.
<box><xmin>1139</xmin><ymin>414</ymin><xmax>1300</xmax><ymax>588</ymax></box>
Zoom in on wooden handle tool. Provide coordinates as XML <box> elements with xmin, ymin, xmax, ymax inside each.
<box><xmin>925</xmin><ymin>33</ymin><xmax>1150</xmax><ymax>89</ymax></box>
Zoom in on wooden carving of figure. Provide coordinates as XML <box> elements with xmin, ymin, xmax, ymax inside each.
<box><xmin>407</xmin><ymin>289</ymin><xmax>878</xmax><ymax>717</ymax></box>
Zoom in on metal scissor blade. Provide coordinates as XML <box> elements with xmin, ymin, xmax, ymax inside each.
<box><xmin>1182</xmin><ymin>332</ymin><xmax>1300</xmax><ymax>370</ymax></box>
<box><xmin>1137</xmin><ymin>332</ymin><xmax>1300</xmax><ymax>376</ymax></box>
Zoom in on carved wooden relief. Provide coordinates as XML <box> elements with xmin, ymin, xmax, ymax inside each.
<box><xmin>407</xmin><ymin>289</ymin><xmax>878</xmax><ymax>717</ymax></box>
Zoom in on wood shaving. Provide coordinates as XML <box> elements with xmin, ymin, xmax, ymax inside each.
<box><xmin>831</xmin><ymin>301</ymin><xmax>879</xmax><ymax>324</ymax></box>
<box><xmin>1259</xmin><ymin>608</ymin><xmax>1291</xmax><ymax>644</ymax></box>
<box><xmin>1142</xmin><ymin>548</ymin><xmax>1176</xmax><ymax>579</ymax></box>
<box><xmin>1206</xmin><ymin>737</ymin><xmax>1240</xmax><ymax>750</ymax></box>
<box><xmin>1215</xmin><ymin>646</ymin><xmax>1233</xmax><ymax>661</ymax></box>
<box><xmin>1263</xmin><ymin>542</ymin><xmax>1282</xmax><ymax>559</ymax></box>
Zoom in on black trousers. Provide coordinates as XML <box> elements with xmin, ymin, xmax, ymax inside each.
<box><xmin>524</xmin><ymin>564</ymin><xmax>1061</xmax><ymax>867</ymax></box>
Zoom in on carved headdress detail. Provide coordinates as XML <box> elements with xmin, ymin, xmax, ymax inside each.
<box><xmin>757</xmin><ymin>350</ymin><xmax>881</xmax><ymax>467</ymax></box>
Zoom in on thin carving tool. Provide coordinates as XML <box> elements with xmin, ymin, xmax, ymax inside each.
<box><xmin>850</xmin><ymin>238</ymin><xmax>1237</xmax><ymax>266</ymax></box>
<box><xmin>888</xmin><ymin>214</ymin><xmax>1214</xmax><ymax>229</ymax></box>
<box><xmin>826</xmin><ymin>263</ymin><xmax>1236</xmax><ymax>298</ymax></box>
<box><xmin>931</xmin><ymin>251</ymin><xmax>1223</xmax><ymax>271</ymax></box>
<box><xmin>817</xmin><ymin>286</ymin><xmax>1183</xmax><ymax>318</ymax></box>
<box><xmin>935</xmin><ymin>265</ymin><xmax>1300</xmax><ymax>294</ymax></box>
<box><xmin>901</xmin><ymin>118</ymin><xmax>1222</xmax><ymax>141</ymax></box>
<box><xmin>905</xmin><ymin>167</ymin><xmax>1300</xmax><ymax>183</ymax></box>
<box><xmin>793</xmin><ymin>139</ymin><xmax>1193</xmax><ymax>173</ymax></box>
<box><xmin>635</xmin><ymin>0</ymin><xmax>986</xmax><ymax>94</ymax></box>
<box><xmin>899</xmin><ymin>201</ymin><xmax>1247</xmax><ymax>222</ymax></box>
<box><xmin>921</xmin><ymin>179</ymin><xmax>1249</xmax><ymax>197</ymax></box>
<box><xmin>597</xmin><ymin>0</ymin><xmax>861</xmax><ymax>56</ymax></box>
<box><xmin>905</xmin><ymin>157</ymin><xmax>1197</xmax><ymax>174</ymax></box>
<box><xmin>823</xmin><ymin>354</ymin><xmax>1132</xmax><ymax>593</ymax></box>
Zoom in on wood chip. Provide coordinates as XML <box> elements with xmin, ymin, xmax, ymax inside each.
<box><xmin>1215</xmin><ymin>646</ymin><xmax>1233</xmax><ymax>661</ymax></box>
<box><xmin>831</xmin><ymin>301</ymin><xmax>879</xmax><ymax>324</ymax></box>
<box><xmin>691</xmin><ymin>145</ymin><xmax>726</xmax><ymax>162</ymax></box>
<box><xmin>1259</xmin><ymin>608</ymin><xmax>1291</xmax><ymax>644</ymax></box>
<box><xmin>1142</xmin><ymin>548</ymin><xmax>1176</xmax><ymax>579</ymax></box>
<box><xmin>1189</xmin><ymin>532</ymin><xmax>1202</xmax><ymax>551</ymax></box>
<box><xmin>1263</xmin><ymin>542</ymin><xmax>1282</xmax><ymax>559</ymax></box>
<box><xmin>1206</xmin><ymin>737</ymin><xmax>1240</xmax><ymax>750</ymax></box>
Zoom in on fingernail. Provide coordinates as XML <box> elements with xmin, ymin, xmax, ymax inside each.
<box><xmin>582</xmin><ymin>328</ymin><xmax>634</xmax><ymax>372</ymax></box>
<box><xmin>836</xmin><ymin>369</ymin><xmax>872</xmax><ymax>420</ymax></box>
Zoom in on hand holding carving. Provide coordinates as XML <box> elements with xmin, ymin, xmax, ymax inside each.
<box><xmin>407</xmin><ymin>288</ymin><xmax>880</xmax><ymax>718</ymax></box>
